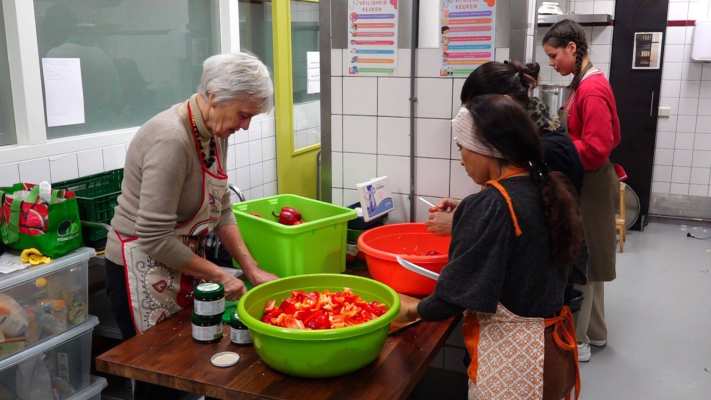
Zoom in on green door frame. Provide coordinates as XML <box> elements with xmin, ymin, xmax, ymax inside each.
<box><xmin>272</xmin><ymin>0</ymin><xmax>320</xmax><ymax>198</ymax></box>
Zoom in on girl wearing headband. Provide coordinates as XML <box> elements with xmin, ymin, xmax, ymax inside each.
<box><xmin>396</xmin><ymin>95</ymin><xmax>583</xmax><ymax>399</ymax></box>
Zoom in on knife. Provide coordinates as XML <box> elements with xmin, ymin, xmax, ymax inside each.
<box><xmin>395</xmin><ymin>256</ymin><xmax>440</xmax><ymax>281</ymax></box>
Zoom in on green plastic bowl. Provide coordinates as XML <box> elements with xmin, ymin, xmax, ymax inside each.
<box><xmin>237</xmin><ymin>274</ymin><xmax>400</xmax><ymax>378</ymax></box>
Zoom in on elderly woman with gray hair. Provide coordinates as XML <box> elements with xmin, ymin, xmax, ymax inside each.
<box><xmin>105</xmin><ymin>53</ymin><xmax>278</xmax><ymax>340</ymax></box>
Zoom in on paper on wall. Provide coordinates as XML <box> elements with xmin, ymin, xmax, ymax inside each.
<box><xmin>347</xmin><ymin>0</ymin><xmax>399</xmax><ymax>76</ymax></box>
<box><xmin>307</xmin><ymin>51</ymin><xmax>320</xmax><ymax>94</ymax></box>
<box><xmin>41</xmin><ymin>58</ymin><xmax>85</xmax><ymax>127</ymax></box>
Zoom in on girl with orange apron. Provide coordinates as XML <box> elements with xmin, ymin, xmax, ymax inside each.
<box><xmin>412</xmin><ymin>99</ymin><xmax>582</xmax><ymax>399</ymax></box>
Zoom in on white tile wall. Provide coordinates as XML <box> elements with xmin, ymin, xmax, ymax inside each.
<box><xmin>394</xmin><ymin>49</ymin><xmax>413</xmax><ymax>78</ymax></box>
<box><xmin>102</xmin><ymin>145</ymin><xmax>126</xmax><ymax>171</ymax></box>
<box><xmin>331</xmin><ymin>77</ymin><xmax>343</xmax><ymax>115</ymax></box>
<box><xmin>415</xmin><ymin>157</ymin><xmax>450</xmax><ymax>198</ymax></box>
<box><xmin>343</xmin><ymin>188</ymin><xmax>360</xmax><ymax>207</ymax></box>
<box><xmin>332</xmin><ymin>152</ymin><xmax>343</xmax><ymax>187</ymax></box>
<box><xmin>342</xmin><ymin>153</ymin><xmax>377</xmax><ymax>188</ymax></box>
<box><xmin>236</xmin><ymin>143</ymin><xmax>250</xmax><ymax>168</ymax></box>
<box><xmin>415</xmin><ymin>118</ymin><xmax>451</xmax><ymax>159</ymax></box>
<box><xmin>377</xmin><ymin>155</ymin><xmax>411</xmax><ymax>194</ymax></box>
<box><xmin>377</xmin><ymin>117</ymin><xmax>410</xmax><ymax>156</ymax></box>
<box><xmin>670</xmin><ymin>182</ymin><xmax>689</xmax><ymax>195</ymax></box>
<box><xmin>343</xmin><ymin>77</ymin><xmax>378</xmax><ymax>115</ymax></box>
<box><xmin>416</xmin><ymin>49</ymin><xmax>442</xmax><ymax>78</ymax></box>
<box><xmin>49</xmin><ymin>154</ymin><xmax>79</xmax><ymax>182</ymax></box>
<box><xmin>0</xmin><ymin>164</ymin><xmax>19</xmax><ymax>187</ymax></box>
<box><xmin>331</xmin><ymin>49</ymin><xmax>343</xmax><ymax>77</ymax></box>
<box><xmin>19</xmin><ymin>158</ymin><xmax>51</xmax><ymax>183</ymax></box>
<box><xmin>656</xmin><ymin>130</ymin><xmax>676</xmax><ymax>149</ymax></box>
<box><xmin>693</xmin><ymin>150</ymin><xmax>711</xmax><ymax>167</ymax></box>
<box><xmin>343</xmin><ymin>115</ymin><xmax>377</xmax><ymax>153</ymax></box>
<box><xmin>385</xmin><ymin>192</ymin><xmax>411</xmax><ymax>223</ymax></box>
<box><xmin>378</xmin><ymin>78</ymin><xmax>411</xmax><ymax>117</ymax></box>
<box><xmin>331</xmin><ymin>115</ymin><xmax>343</xmax><ymax>152</ymax></box>
<box><xmin>416</xmin><ymin>78</ymin><xmax>453</xmax><ymax>119</ymax></box>
<box><xmin>653</xmin><ymin>5</ymin><xmax>711</xmax><ymax>200</ymax></box>
<box><xmin>668</xmin><ymin>1</ymin><xmax>690</xmax><ymax>20</ymax></box>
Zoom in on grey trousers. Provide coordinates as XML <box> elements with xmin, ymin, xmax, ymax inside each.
<box><xmin>574</xmin><ymin>281</ymin><xmax>607</xmax><ymax>343</ymax></box>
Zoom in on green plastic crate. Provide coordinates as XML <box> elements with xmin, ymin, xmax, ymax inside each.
<box><xmin>54</xmin><ymin>169</ymin><xmax>123</xmax><ymax>243</ymax></box>
<box><xmin>232</xmin><ymin>194</ymin><xmax>356</xmax><ymax>277</ymax></box>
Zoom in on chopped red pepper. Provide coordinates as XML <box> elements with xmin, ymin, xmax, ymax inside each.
<box><xmin>260</xmin><ymin>288</ymin><xmax>388</xmax><ymax>330</ymax></box>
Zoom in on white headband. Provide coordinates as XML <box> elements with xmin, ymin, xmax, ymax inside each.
<box><xmin>452</xmin><ymin>106</ymin><xmax>503</xmax><ymax>159</ymax></box>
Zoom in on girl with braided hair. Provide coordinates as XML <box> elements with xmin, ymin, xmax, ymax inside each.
<box><xmin>542</xmin><ymin>19</ymin><xmax>621</xmax><ymax>363</ymax></box>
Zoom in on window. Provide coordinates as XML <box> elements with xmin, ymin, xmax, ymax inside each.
<box><xmin>34</xmin><ymin>0</ymin><xmax>220</xmax><ymax>139</ymax></box>
<box><xmin>291</xmin><ymin>0</ymin><xmax>320</xmax><ymax>149</ymax></box>
<box><xmin>238</xmin><ymin>0</ymin><xmax>274</xmax><ymax>75</ymax></box>
<box><xmin>0</xmin><ymin>4</ymin><xmax>17</xmax><ymax>146</ymax></box>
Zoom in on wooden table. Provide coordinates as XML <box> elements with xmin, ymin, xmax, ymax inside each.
<box><xmin>96</xmin><ymin>308</ymin><xmax>459</xmax><ymax>400</ymax></box>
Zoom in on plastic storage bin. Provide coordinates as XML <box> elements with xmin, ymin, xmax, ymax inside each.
<box><xmin>54</xmin><ymin>169</ymin><xmax>123</xmax><ymax>243</ymax></box>
<box><xmin>0</xmin><ymin>247</ymin><xmax>93</xmax><ymax>362</ymax></box>
<box><xmin>0</xmin><ymin>316</ymin><xmax>98</xmax><ymax>399</ymax></box>
<box><xmin>66</xmin><ymin>375</ymin><xmax>108</xmax><ymax>400</ymax></box>
<box><xmin>232</xmin><ymin>194</ymin><xmax>356</xmax><ymax>276</ymax></box>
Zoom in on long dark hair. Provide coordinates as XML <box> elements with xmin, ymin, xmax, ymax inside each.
<box><xmin>460</xmin><ymin>61</ymin><xmax>540</xmax><ymax>105</ymax></box>
<box><xmin>542</xmin><ymin>19</ymin><xmax>589</xmax><ymax>90</ymax></box>
<box><xmin>466</xmin><ymin>95</ymin><xmax>583</xmax><ymax>267</ymax></box>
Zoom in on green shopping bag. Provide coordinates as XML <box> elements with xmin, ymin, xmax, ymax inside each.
<box><xmin>0</xmin><ymin>183</ymin><xmax>83</xmax><ymax>258</ymax></box>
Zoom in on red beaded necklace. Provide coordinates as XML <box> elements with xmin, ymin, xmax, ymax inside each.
<box><xmin>187</xmin><ymin>102</ymin><xmax>216</xmax><ymax>169</ymax></box>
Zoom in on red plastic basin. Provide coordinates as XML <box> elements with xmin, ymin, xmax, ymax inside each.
<box><xmin>357</xmin><ymin>223</ymin><xmax>451</xmax><ymax>297</ymax></box>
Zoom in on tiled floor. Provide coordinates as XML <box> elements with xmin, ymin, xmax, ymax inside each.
<box><xmin>579</xmin><ymin>220</ymin><xmax>711</xmax><ymax>399</ymax></box>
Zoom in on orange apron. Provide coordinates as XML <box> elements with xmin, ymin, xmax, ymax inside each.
<box><xmin>463</xmin><ymin>169</ymin><xmax>580</xmax><ymax>400</ymax></box>
<box><xmin>116</xmin><ymin>99</ymin><xmax>228</xmax><ymax>334</ymax></box>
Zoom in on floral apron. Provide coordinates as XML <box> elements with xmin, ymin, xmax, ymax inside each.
<box><xmin>116</xmin><ymin>100</ymin><xmax>228</xmax><ymax>334</ymax></box>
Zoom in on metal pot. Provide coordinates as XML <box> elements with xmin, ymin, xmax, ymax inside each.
<box><xmin>539</xmin><ymin>84</ymin><xmax>572</xmax><ymax>121</ymax></box>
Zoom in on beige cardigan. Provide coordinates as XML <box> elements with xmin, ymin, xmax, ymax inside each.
<box><xmin>105</xmin><ymin>96</ymin><xmax>235</xmax><ymax>269</ymax></box>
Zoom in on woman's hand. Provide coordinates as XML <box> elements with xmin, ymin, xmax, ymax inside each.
<box><xmin>244</xmin><ymin>267</ymin><xmax>279</xmax><ymax>286</ymax></box>
<box><xmin>391</xmin><ymin>294</ymin><xmax>421</xmax><ymax>331</ymax></box>
<box><xmin>218</xmin><ymin>271</ymin><xmax>247</xmax><ymax>301</ymax></box>
<box><xmin>433</xmin><ymin>198</ymin><xmax>460</xmax><ymax>213</ymax></box>
<box><xmin>426</xmin><ymin>211</ymin><xmax>454</xmax><ymax>235</ymax></box>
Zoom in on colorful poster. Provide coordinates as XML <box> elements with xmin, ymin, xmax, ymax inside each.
<box><xmin>440</xmin><ymin>0</ymin><xmax>497</xmax><ymax>77</ymax></box>
<box><xmin>347</xmin><ymin>0</ymin><xmax>399</xmax><ymax>76</ymax></box>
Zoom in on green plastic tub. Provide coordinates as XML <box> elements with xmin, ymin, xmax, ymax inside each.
<box><xmin>232</xmin><ymin>194</ymin><xmax>356</xmax><ymax>277</ymax></box>
<box><xmin>237</xmin><ymin>274</ymin><xmax>400</xmax><ymax>377</ymax></box>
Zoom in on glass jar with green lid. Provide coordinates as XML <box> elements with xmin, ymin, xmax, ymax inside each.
<box><xmin>193</xmin><ymin>282</ymin><xmax>225</xmax><ymax>317</ymax></box>
<box><xmin>192</xmin><ymin>313</ymin><xmax>223</xmax><ymax>343</ymax></box>
<box><xmin>229</xmin><ymin>312</ymin><xmax>252</xmax><ymax>345</ymax></box>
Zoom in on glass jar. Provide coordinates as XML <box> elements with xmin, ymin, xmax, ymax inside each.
<box><xmin>229</xmin><ymin>313</ymin><xmax>252</xmax><ymax>345</ymax></box>
<box><xmin>193</xmin><ymin>282</ymin><xmax>225</xmax><ymax>317</ymax></box>
<box><xmin>191</xmin><ymin>313</ymin><xmax>223</xmax><ymax>344</ymax></box>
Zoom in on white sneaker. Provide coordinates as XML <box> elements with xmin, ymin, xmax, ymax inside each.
<box><xmin>578</xmin><ymin>343</ymin><xmax>591</xmax><ymax>362</ymax></box>
<box><xmin>589</xmin><ymin>339</ymin><xmax>607</xmax><ymax>347</ymax></box>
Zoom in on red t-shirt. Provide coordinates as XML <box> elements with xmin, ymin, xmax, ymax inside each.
<box><xmin>566</xmin><ymin>72</ymin><xmax>621</xmax><ymax>171</ymax></box>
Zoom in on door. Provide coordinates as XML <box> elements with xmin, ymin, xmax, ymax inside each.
<box><xmin>274</xmin><ymin>0</ymin><xmax>321</xmax><ymax>198</ymax></box>
<box><xmin>609</xmin><ymin>0</ymin><xmax>669</xmax><ymax>230</ymax></box>
<box><xmin>238</xmin><ymin>0</ymin><xmax>320</xmax><ymax>198</ymax></box>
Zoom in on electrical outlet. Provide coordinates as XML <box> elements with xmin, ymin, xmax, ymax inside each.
<box><xmin>658</xmin><ymin>106</ymin><xmax>671</xmax><ymax>118</ymax></box>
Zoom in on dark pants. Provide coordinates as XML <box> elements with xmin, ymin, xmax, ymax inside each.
<box><xmin>104</xmin><ymin>259</ymin><xmax>189</xmax><ymax>399</ymax></box>
<box><xmin>105</xmin><ymin>259</ymin><xmax>137</xmax><ymax>340</ymax></box>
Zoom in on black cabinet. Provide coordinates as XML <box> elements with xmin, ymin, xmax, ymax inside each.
<box><xmin>609</xmin><ymin>0</ymin><xmax>669</xmax><ymax>230</ymax></box>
